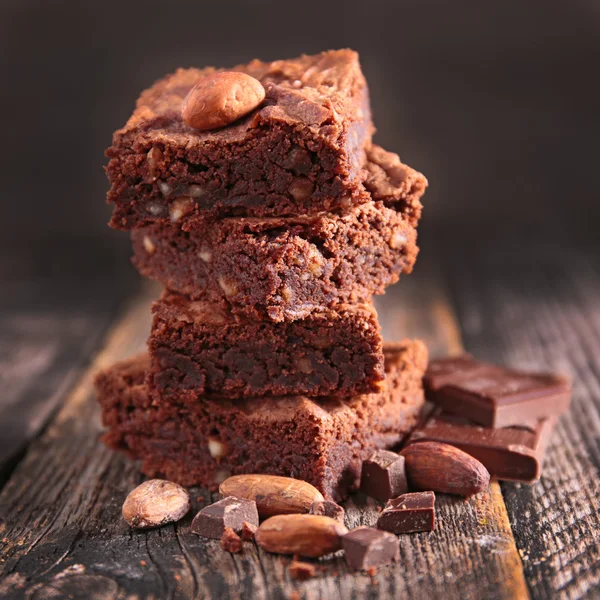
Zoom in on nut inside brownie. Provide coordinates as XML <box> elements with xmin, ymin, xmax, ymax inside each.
<box><xmin>132</xmin><ymin>199</ymin><xmax>419</xmax><ymax>322</ymax></box>
<box><xmin>95</xmin><ymin>341</ymin><xmax>428</xmax><ymax>500</ymax></box>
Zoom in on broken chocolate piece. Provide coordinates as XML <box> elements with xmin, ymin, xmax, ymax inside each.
<box><xmin>360</xmin><ymin>450</ymin><xmax>408</xmax><ymax>502</ymax></box>
<box><xmin>191</xmin><ymin>496</ymin><xmax>259</xmax><ymax>539</ymax></box>
<box><xmin>407</xmin><ymin>411</ymin><xmax>557</xmax><ymax>483</ymax></box>
<box><xmin>220</xmin><ymin>527</ymin><xmax>243</xmax><ymax>553</ymax></box>
<box><xmin>342</xmin><ymin>527</ymin><xmax>399</xmax><ymax>570</ymax></box>
<box><xmin>309</xmin><ymin>500</ymin><xmax>345</xmax><ymax>523</ymax></box>
<box><xmin>376</xmin><ymin>491</ymin><xmax>435</xmax><ymax>533</ymax></box>
<box><xmin>424</xmin><ymin>356</ymin><xmax>571</xmax><ymax>428</ymax></box>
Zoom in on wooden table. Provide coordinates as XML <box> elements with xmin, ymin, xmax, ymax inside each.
<box><xmin>1</xmin><ymin>235</ymin><xmax>599</xmax><ymax>600</ymax></box>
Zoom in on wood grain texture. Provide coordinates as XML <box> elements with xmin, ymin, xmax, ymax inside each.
<box><xmin>0</xmin><ymin>260</ymin><xmax>529</xmax><ymax>599</ymax></box>
<box><xmin>0</xmin><ymin>274</ymin><xmax>139</xmax><ymax>484</ymax></box>
<box><xmin>444</xmin><ymin>241</ymin><xmax>600</xmax><ymax>600</ymax></box>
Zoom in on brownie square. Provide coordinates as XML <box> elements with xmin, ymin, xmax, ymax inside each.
<box><xmin>132</xmin><ymin>198</ymin><xmax>418</xmax><ymax>322</ymax></box>
<box><xmin>148</xmin><ymin>291</ymin><xmax>385</xmax><ymax>400</ymax></box>
<box><xmin>95</xmin><ymin>341</ymin><xmax>428</xmax><ymax>500</ymax></box>
<box><xmin>106</xmin><ymin>50</ymin><xmax>427</xmax><ymax>229</ymax></box>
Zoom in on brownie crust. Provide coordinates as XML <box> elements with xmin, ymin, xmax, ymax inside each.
<box><xmin>106</xmin><ymin>49</ymin><xmax>427</xmax><ymax>228</ymax></box>
<box><xmin>95</xmin><ymin>341</ymin><xmax>428</xmax><ymax>500</ymax></box>
<box><xmin>132</xmin><ymin>200</ymin><xmax>418</xmax><ymax>322</ymax></box>
<box><xmin>148</xmin><ymin>292</ymin><xmax>385</xmax><ymax>400</ymax></box>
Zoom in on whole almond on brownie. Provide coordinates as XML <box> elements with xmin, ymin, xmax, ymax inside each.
<box><xmin>401</xmin><ymin>441</ymin><xmax>490</xmax><ymax>497</ymax></box>
<box><xmin>182</xmin><ymin>71</ymin><xmax>265</xmax><ymax>130</ymax></box>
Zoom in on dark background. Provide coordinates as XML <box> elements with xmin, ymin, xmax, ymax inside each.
<box><xmin>2</xmin><ymin>0</ymin><xmax>599</xmax><ymax>277</ymax></box>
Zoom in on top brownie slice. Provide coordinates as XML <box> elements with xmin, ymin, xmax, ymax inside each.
<box><xmin>106</xmin><ymin>50</ymin><xmax>379</xmax><ymax>228</ymax></box>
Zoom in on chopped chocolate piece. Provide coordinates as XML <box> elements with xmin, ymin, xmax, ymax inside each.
<box><xmin>149</xmin><ymin>292</ymin><xmax>385</xmax><ymax>400</ymax></box>
<box><xmin>191</xmin><ymin>496</ymin><xmax>258</xmax><ymax>539</ymax></box>
<box><xmin>240</xmin><ymin>521</ymin><xmax>257</xmax><ymax>541</ymax></box>
<box><xmin>342</xmin><ymin>527</ymin><xmax>399</xmax><ymax>571</ymax></box>
<box><xmin>309</xmin><ymin>500</ymin><xmax>345</xmax><ymax>523</ymax></box>
<box><xmin>360</xmin><ymin>450</ymin><xmax>408</xmax><ymax>502</ymax></box>
<box><xmin>407</xmin><ymin>411</ymin><xmax>557</xmax><ymax>483</ymax></box>
<box><xmin>424</xmin><ymin>356</ymin><xmax>571</xmax><ymax>428</ymax></box>
<box><xmin>289</xmin><ymin>561</ymin><xmax>317</xmax><ymax>580</ymax></box>
<box><xmin>376</xmin><ymin>491</ymin><xmax>435</xmax><ymax>533</ymax></box>
<box><xmin>220</xmin><ymin>527</ymin><xmax>243</xmax><ymax>553</ymax></box>
<box><xmin>95</xmin><ymin>342</ymin><xmax>427</xmax><ymax>500</ymax></box>
<box><xmin>131</xmin><ymin>198</ymin><xmax>419</xmax><ymax>322</ymax></box>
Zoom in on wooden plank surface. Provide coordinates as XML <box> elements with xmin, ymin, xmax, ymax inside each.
<box><xmin>444</xmin><ymin>242</ymin><xmax>600</xmax><ymax>600</ymax></box>
<box><xmin>0</xmin><ymin>260</ymin><xmax>530</xmax><ymax>600</ymax></box>
<box><xmin>0</xmin><ymin>271</ymin><xmax>139</xmax><ymax>484</ymax></box>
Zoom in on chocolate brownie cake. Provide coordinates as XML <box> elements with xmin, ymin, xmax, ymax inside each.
<box><xmin>96</xmin><ymin>341</ymin><xmax>428</xmax><ymax>500</ymax></box>
<box><xmin>132</xmin><ymin>199</ymin><xmax>418</xmax><ymax>322</ymax></box>
<box><xmin>106</xmin><ymin>50</ymin><xmax>427</xmax><ymax>228</ymax></box>
<box><xmin>148</xmin><ymin>292</ymin><xmax>385</xmax><ymax>400</ymax></box>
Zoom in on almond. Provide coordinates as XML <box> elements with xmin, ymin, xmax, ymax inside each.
<box><xmin>122</xmin><ymin>479</ymin><xmax>190</xmax><ymax>529</ymax></box>
<box><xmin>255</xmin><ymin>514</ymin><xmax>348</xmax><ymax>557</ymax></box>
<box><xmin>182</xmin><ymin>71</ymin><xmax>265</xmax><ymax>131</ymax></box>
<box><xmin>401</xmin><ymin>441</ymin><xmax>490</xmax><ymax>497</ymax></box>
<box><xmin>219</xmin><ymin>474</ymin><xmax>324</xmax><ymax>517</ymax></box>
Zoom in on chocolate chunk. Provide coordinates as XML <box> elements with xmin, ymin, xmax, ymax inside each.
<box><xmin>191</xmin><ymin>496</ymin><xmax>258</xmax><ymax>539</ymax></box>
<box><xmin>360</xmin><ymin>450</ymin><xmax>408</xmax><ymax>502</ymax></box>
<box><xmin>220</xmin><ymin>527</ymin><xmax>243</xmax><ymax>553</ymax></box>
<box><xmin>342</xmin><ymin>527</ymin><xmax>399</xmax><ymax>570</ymax></box>
<box><xmin>309</xmin><ymin>500</ymin><xmax>345</xmax><ymax>523</ymax></box>
<box><xmin>407</xmin><ymin>411</ymin><xmax>557</xmax><ymax>483</ymax></box>
<box><xmin>377</xmin><ymin>491</ymin><xmax>435</xmax><ymax>533</ymax></box>
<box><xmin>424</xmin><ymin>356</ymin><xmax>571</xmax><ymax>427</ymax></box>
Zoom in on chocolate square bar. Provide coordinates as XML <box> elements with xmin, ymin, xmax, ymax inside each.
<box><xmin>106</xmin><ymin>50</ymin><xmax>427</xmax><ymax>228</ymax></box>
<box><xmin>424</xmin><ymin>355</ymin><xmax>571</xmax><ymax>428</ymax></box>
<box><xmin>95</xmin><ymin>341</ymin><xmax>428</xmax><ymax>501</ymax></box>
<box><xmin>132</xmin><ymin>198</ymin><xmax>418</xmax><ymax>322</ymax></box>
<box><xmin>148</xmin><ymin>291</ymin><xmax>385</xmax><ymax>400</ymax></box>
<box><xmin>406</xmin><ymin>410</ymin><xmax>556</xmax><ymax>483</ymax></box>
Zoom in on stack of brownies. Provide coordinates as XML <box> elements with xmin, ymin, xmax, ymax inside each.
<box><xmin>95</xmin><ymin>49</ymin><xmax>429</xmax><ymax>500</ymax></box>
